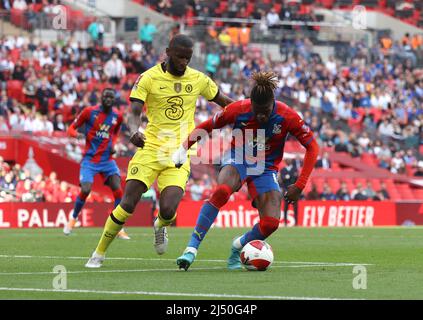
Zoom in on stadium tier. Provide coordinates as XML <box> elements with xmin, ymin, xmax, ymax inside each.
<box><xmin>0</xmin><ymin>3</ymin><xmax>421</xmax><ymax>201</ymax></box>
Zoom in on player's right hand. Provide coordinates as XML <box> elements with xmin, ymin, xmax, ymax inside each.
<box><xmin>172</xmin><ymin>146</ymin><xmax>187</xmax><ymax>168</ymax></box>
<box><xmin>130</xmin><ymin>131</ymin><xmax>146</xmax><ymax>148</ymax></box>
<box><xmin>284</xmin><ymin>184</ymin><xmax>302</xmax><ymax>204</ymax></box>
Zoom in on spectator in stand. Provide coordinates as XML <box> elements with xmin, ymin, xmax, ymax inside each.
<box><xmin>320</xmin><ymin>183</ymin><xmax>336</xmax><ymax>201</ymax></box>
<box><xmin>104</xmin><ymin>53</ymin><xmax>126</xmax><ymax>84</ymax></box>
<box><xmin>293</xmin><ymin>154</ymin><xmax>303</xmax><ymax>172</ymax></box>
<box><xmin>12</xmin><ymin>61</ymin><xmax>25</xmax><ymax>81</ymax></box>
<box><xmin>378</xmin><ymin>155</ymin><xmax>390</xmax><ymax>170</ymax></box>
<box><xmin>351</xmin><ymin>183</ymin><xmax>368</xmax><ymax>200</ymax></box>
<box><xmin>35</xmin><ymin>114</ymin><xmax>54</xmax><ymax>134</ymax></box>
<box><xmin>87</xmin><ymin>20</ymin><xmax>101</xmax><ymax>47</ymax></box>
<box><xmin>336</xmin><ymin>182</ymin><xmax>351</xmax><ymax>201</ymax></box>
<box><xmin>266</xmin><ymin>8</ymin><xmax>280</xmax><ymax>29</ymax></box>
<box><xmin>306</xmin><ymin>183</ymin><xmax>320</xmax><ymax>200</ymax></box>
<box><xmin>2</xmin><ymin>0</ymin><xmax>11</xmax><ymax>11</ymax></box>
<box><xmin>18</xmin><ymin>179</ymin><xmax>37</xmax><ymax>202</ymax></box>
<box><xmin>0</xmin><ymin>93</ymin><xmax>8</xmax><ymax>117</ymax></box>
<box><xmin>0</xmin><ymin>115</ymin><xmax>9</xmax><ymax>132</ymax></box>
<box><xmin>413</xmin><ymin>162</ymin><xmax>423</xmax><ymax>177</ymax></box>
<box><xmin>378</xmin><ymin>181</ymin><xmax>391</xmax><ymax>199</ymax></box>
<box><xmin>190</xmin><ymin>178</ymin><xmax>205</xmax><ymax>201</ymax></box>
<box><xmin>53</xmin><ymin>114</ymin><xmax>66</xmax><ymax>132</ymax></box>
<box><xmin>315</xmin><ymin>152</ymin><xmax>331</xmax><ymax>170</ymax></box>
<box><xmin>12</xmin><ymin>0</ymin><xmax>27</xmax><ymax>10</ymax></box>
<box><xmin>0</xmin><ymin>172</ymin><xmax>16</xmax><ymax>194</ymax></box>
<box><xmin>23</xmin><ymin>75</ymin><xmax>38</xmax><ymax>100</ymax></box>
<box><xmin>139</xmin><ymin>17</ymin><xmax>157</xmax><ymax>53</ymax></box>
<box><xmin>334</xmin><ymin>134</ymin><xmax>349</xmax><ymax>153</ymax></box>
<box><xmin>403</xmin><ymin>149</ymin><xmax>417</xmax><ymax>166</ymax></box>
<box><xmin>364</xmin><ymin>181</ymin><xmax>376</xmax><ymax>199</ymax></box>
<box><xmin>205</xmin><ymin>47</ymin><xmax>220</xmax><ymax>79</ymax></box>
<box><xmin>390</xmin><ymin>151</ymin><xmax>406</xmax><ymax>174</ymax></box>
<box><xmin>218</xmin><ymin>28</ymin><xmax>232</xmax><ymax>47</ymax></box>
<box><xmin>278</xmin><ymin>158</ymin><xmax>299</xmax><ymax>226</ymax></box>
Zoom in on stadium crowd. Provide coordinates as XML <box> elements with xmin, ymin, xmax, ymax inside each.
<box><xmin>0</xmin><ymin>16</ymin><xmax>422</xmax><ymax>201</ymax></box>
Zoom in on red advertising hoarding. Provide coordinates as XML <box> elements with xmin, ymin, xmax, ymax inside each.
<box><xmin>395</xmin><ymin>202</ymin><xmax>423</xmax><ymax>226</ymax></box>
<box><xmin>176</xmin><ymin>200</ymin><xmax>398</xmax><ymax>227</ymax></box>
<box><xmin>0</xmin><ymin>202</ymin><xmax>153</xmax><ymax>228</ymax></box>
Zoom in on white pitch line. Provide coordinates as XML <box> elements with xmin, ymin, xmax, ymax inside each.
<box><xmin>0</xmin><ymin>287</ymin><xmax>364</xmax><ymax>300</ymax></box>
<box><xmin>0</xmin><ymin>267</ymin><xmax>225</xmax><ymax>275</ymax></box>
<box><xmin>0</xmin><ymin>263</ymin><xmax>364</xmax><ymax>276</ymax></box>
<box><xmin>0</xmin><ymin>255</ymin><xmax>373</xmax><ymax>266</ymax></box>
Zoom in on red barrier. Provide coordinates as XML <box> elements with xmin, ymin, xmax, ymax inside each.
<box><xmin>0</xmin><ymin>202</ymin><xmax>153</xmax><ymax>228</ymax></box>
<box><xmin>176</xmin><ymin>200</ymin><xmax>399</xmax><ymax>227</ymax></box>
<box><xmin>396</xmin><ymin>202</ymin><xmax>423</xmax><ymax>226</ymax></box>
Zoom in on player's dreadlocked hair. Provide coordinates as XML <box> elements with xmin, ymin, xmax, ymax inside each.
<box><xmin>250</xmin><ymin>71</ymin><xmax>278</xmax><ymax>105</ymax></box>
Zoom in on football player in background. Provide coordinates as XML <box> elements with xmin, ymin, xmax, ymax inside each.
<box><xmin>64</xmin><ymin>88</ymin><xmax>130</xmax><ymax>240</ymax></box>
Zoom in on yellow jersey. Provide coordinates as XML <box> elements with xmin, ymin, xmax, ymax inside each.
<box><xmin>130</xmin><ymin>63</ymin><xmax>219</xmax><ymax>155</ymax></box>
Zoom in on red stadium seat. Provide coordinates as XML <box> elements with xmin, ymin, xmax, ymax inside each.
<box><xmin>7</xmin><ymin>80</ymin><xmax>24</xmax><ymax>102</ymax></box>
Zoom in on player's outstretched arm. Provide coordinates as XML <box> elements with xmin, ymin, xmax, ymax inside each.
<box><xmin>172</xmin><ymin>103</ymin><xmax>239</xmax><ymax>168</ymax></box>
<box><xmin>172</xmin><ymin>118</ymin><xmax>215</xmax><ymax>168</ymax></box>
<box><xmin>67</xmin><ymin>108</ymin><xmax>89</xmax><ymax>139</ymax></box>
<box><xmin>285</xmin><ymin>139</ymin><xmax>319</xmax><ymax>203</ymax></box>
<box><xmin>284</xmin><ymin>113</ymin><xmax>320</xmax><ymax>203</ymax></box>
<box><xmin>211</xmin><ymin>92</ymin><xmax>234</xmax><ymax>108</ymax></box>
<box><xmin>129</xmin><ymin>100</ymin><xmax>146</xmax><ymax>148</ymax></box>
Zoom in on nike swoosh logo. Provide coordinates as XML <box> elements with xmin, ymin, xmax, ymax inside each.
<box><xmin>160</xmin><ymin>86</ymin><xmax>166</xmax><ymax>89</ymax></box>
<box><xmin>240</xmin><ymin>122</ymin><xmax>247</xmax><ymax>126</ymax></box>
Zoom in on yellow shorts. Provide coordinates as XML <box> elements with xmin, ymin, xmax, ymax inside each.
<box><xmin>126</xmin><ymin>148</ymin><xmax>190</xmax><ymax>192</ymax></box>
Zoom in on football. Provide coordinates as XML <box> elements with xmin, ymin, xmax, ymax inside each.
<box><xmin>240</xmin><ymin>240</ymin><xmax>274</xmax><ymax>271</ymax></box>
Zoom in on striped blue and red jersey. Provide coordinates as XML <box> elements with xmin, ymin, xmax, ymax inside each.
<box><xmin>68</xmin><ymin>105</ymin><xmax>123</xmax><ymax>163</ymax></box>
<box><xmin>185</xmin><ymin>99</ymin><xmax>319</xmax><ymax>189</ymax></box>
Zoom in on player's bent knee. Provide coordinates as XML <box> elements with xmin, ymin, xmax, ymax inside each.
<box><xmin>80</xmin><ymin>187</ymin><xmax>91</xmax><ymax>196</ymax></box>
<box><xmin>259</xmin><ymin>216</ymin><xmax>280</xmax><ymax>237</ymax></box>
<box><xmin>120</xmin><ymin>193</ymin><xmax>140</xmax><ymax>213</ymax></box>
<box><xmin>208</xmin><ymin>184</ymin><xmax>233</xmax><ymax>209</ymax></box>
<box><xmin>158</xmin><ymin>205</ymin><xmax>176</xmax><ymax>221</ymax></box>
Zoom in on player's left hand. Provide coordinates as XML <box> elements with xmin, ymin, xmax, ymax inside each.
<box><xmin>284</xmin><ymin>184</ymin><xmax>302</xmax><ymax>204</ymax></box>
<box><xmin>172</xmin><ymin>146</ymin><xmax>187</xmax><ymax>168</ymax></box>
<box><xmin>130</xmin><ymin>131</ymin><xmax>146</xmax><ymax>148</ymax></box>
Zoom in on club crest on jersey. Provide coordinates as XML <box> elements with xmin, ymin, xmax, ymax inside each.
<box><xmin>174</xmin><ymin>83</ymin><xmax>182</xmax><ymax>93</ymax></box>
<box><xmin>301</xmin><ymin>123</ymin><xmax>310</xmax><ymax>133</ymax></box>
<box><xmin>272</xmin><ymin>124</ymin><xmax>282</xmax><ymax>134</ymax></box>
<box><xmin>185</xmin><ymin>84</ymin><xmax>193</xmax><ymax>93</ymax></box>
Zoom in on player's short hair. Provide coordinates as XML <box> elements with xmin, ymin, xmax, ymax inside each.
<box><xmin>102</xmin><ymin>88</ymin><xmax>116</xmax><ymax>95</ymax></box>
<box><xmin>250</xmin><ymin>71</ymin><xmax>278</xmax><ymax>105</ymax></box>
<box><xmin>169</xmin><ymin>34</ymin><xmax>194</xmax><ymax>49</ymax></box>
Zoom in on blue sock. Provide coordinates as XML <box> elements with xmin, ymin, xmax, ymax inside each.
<box><xmin>239</xmin><ymin>223</ymin><xmax>265</xmax><ymax>247</ymax></box>
<box><xmin>114</xmin><ymin>197</ymin><xmax>121</xmax><ymax>208</ymax></box>
<box><xmin>188</xmin><ymin>202</ymin><xmax>219</xmax><ymax>249</ymax></box>
<box><xmin>72</xmin><ymin>196</ymin><xmax>86</xmax><ymax>219</ymax></box>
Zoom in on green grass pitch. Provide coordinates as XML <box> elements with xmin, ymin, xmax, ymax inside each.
<box><xmin>0</xmin><ymin>227</ymin><xmax>422</xmax><ymax>299</ymax></box>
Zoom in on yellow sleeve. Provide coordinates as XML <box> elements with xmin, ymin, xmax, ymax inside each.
<box><xmin>130</xmin><ymin>72</ymin><xmax>152</xmax><ymax>102</ymax></box>
<box><xmin>199</xmin><ymin>73</ymin><xmax>219</xmax><ymax>101</ymax></box>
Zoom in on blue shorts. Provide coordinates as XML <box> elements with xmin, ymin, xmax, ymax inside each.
<box><xmin>221</xmin><ymin>151</ymin><xmax>281</xmax><ymax>200</ymax></box>
<box><xmin>80</xmin><ymin>159</ymin><xmax>120</xmax><ymax>184</ymax></box>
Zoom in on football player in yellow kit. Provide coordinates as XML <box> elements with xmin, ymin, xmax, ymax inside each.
<box><xmin>85</xmin><ymin>34</ymin><xmax>233</xmax><ymax>268</ymax></box>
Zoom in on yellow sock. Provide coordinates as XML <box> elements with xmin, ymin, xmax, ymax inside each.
<box><xmin>155</xmin><ymin>211</ymin><xmax>177</xmax><ymax>228</ymax></box>
<box><xmin>95</xmin><ymin>205</ymin><xmax>132</xmax><ymax>255</ymax></box>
